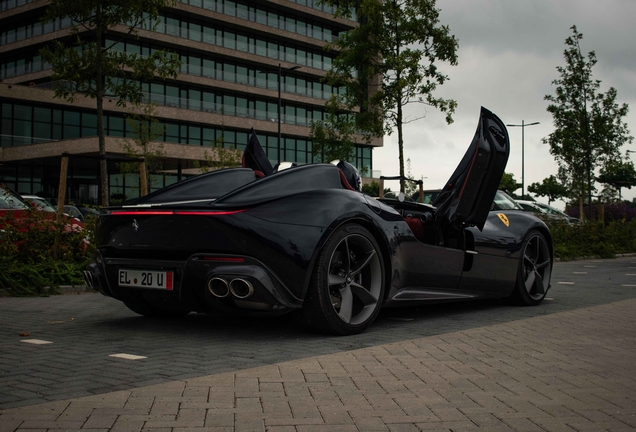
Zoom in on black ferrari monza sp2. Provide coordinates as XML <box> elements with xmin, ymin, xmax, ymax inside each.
<box><xmin>86</xmin><ymin>107</ymin><xmax>553</xmax><ymax>335</ymax></box>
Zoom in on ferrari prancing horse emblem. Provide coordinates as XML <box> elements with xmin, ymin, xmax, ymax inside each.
<box><xmin>497</xmin><ymin>213</ymin><xmax>509</xmax><ymax>227</ymax></box>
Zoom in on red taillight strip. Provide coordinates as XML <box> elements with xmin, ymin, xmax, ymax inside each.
<box><xmin>203</xmin><ymin>257</ymin><xmax>245</xmax><ymax>262</ymax></box>
<box><xmin>110</xmin><ymin>211</ymin><xmax>174</xmax><ymax>215</ymax></box>
<box><xmin>174</xmin><ymin>210</ymin><xmax>245</xmax><ymax>215</ymax></box>
<box><xmin>111</xmin><ymin>209</ymin><xmax>245</xmax><ymax>216</ymax></box>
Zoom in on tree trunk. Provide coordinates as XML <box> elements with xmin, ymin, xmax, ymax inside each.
<box><xmin>579</xmin><ymin>195</ymin><xmax>584</xmax><ymax>221</ymax></box>
<box><xmin>96</xmin><ymin>9</ymin><xmax>109</xmax><ymax>207</ymax></box>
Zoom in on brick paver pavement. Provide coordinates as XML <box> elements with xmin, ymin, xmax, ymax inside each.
<box><xmin>1</xmin><ymin>283</ymin><xmax>636</xmax><ymax>430</ymax></box>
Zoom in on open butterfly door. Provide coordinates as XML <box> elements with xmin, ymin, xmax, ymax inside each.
<box><xmin>433</xmin><ymin>107</ymin><xmax>510</xmax><ymax>231</ymax></box>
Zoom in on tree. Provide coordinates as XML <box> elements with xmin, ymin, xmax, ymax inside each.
<box><xmin>498</xmin><ymin>172</ymin><xmax>521</xmax><ymax>198</ymax></box>
<box><xmin>310</xmin><ymin>98</ymin><xmax>357</xmax><ymax>164</ymax></box>
<box><xmin>322</xmin><ymin>0</ymin><xmax>458</xmax><ymax>192</ymax></box>
<box><xmin>403</xmin><ymin>158</ymin><xmax>422</xmax><ymax>197</ymax></box>
<box><xmin>194</xmin><ymin>135</ymin><xmax>241</xmax><ymax>174</ymax></box>
<box><xmin>117</xmin><ymin>104</ymin><xmax>167</xmax><ymax>196</ymax></box>
<box><xmin>527</xmin><ymin>175</ymin><xmax>569</xmax><ymax>204</ymax></box>
<box><xmin>40</xmin><ymin>0</ymin><xmax>181</xmax><ymax>206</ymax></box>
<box><xmin>544</xmin><ymin>26</ymin><xmax>633</xmax><ymax>218</ymax></box>
<box><xmin>597</xmin><ymin>159</ymin><xmax>636</xmax><ymax>201</ymax></box>
<box><xmin>361</xmin><ymin>181</ymin><xmax>392</xmax><ymax>197</ymax></box>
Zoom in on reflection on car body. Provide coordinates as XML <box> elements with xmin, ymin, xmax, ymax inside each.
<box><xmin>85</xmin><ymin>107</ymin><xmax>553</xmax><ymax>335</ymax></box>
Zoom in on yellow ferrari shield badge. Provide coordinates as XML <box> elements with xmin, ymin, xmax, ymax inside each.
<box><xmin>497</xmin><ymin>213</ymin><xmax>509</xmax><ymax>227</ymax></box>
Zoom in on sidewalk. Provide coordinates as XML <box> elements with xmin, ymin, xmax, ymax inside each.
<box><xmin>2</xmin><ymin>297</ymin><xmax>635</xmax><ymax>431</ymax></box>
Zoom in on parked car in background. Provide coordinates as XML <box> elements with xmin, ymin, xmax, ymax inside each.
<box><xmin>1</xmin><ymin>186</ymin><xmax>82</xmax><ymax>234</ymax></box>
<box><xmin>21</xmin><ymin>195</ymin><xmax>56</xmax><ymax>212</ymax></box>
<box><xmin>0</xmin><ymin>186</ymin><xmax>30</xmax><ymax>213</ymax></box>
<box><xmin>77</xmin><ymin>206</ymin><xmax>102</xmax><ymax>218</ymax></box>
<box><xmin>516</xmin><ymin>199</ymin><xmax>573</xmax><ymax>224</ymax></box>
<box><xmin>531</xmin><ymin>201</ymin><xmax>580</xmax><ymax>224</ymax></box>
<box><xmin>64</xmin><ymin>205</ymin><xmax>85</xmax><ymax>222</ymax></box>
<box><xmin>492</xmin><ymin>190</ymin><xmax>524</xmax><ymax>211</ymax></box>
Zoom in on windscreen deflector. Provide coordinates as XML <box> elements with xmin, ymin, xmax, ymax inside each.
<box><xmin>432</xmin><ymin>107</ymin><xmax>510</xmax><ymax>230</ymax></box>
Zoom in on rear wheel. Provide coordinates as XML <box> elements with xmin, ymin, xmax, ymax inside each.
<box><xmin>299</xmin><ymin>223</ymin><xmax>385</xmax><ymax>335</ymax></box>
<box><xmin>507</xmin><ymin>230</ymin><xmax>552</xmax><ymax>306</ymax></box>
<box><xmin>123</xmin><ymin>301</ymin><xmax>190</xmax><ymax>318</ymax></box>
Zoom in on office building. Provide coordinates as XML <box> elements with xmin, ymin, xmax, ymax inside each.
<box><xmin>0</xmin><ymin>0</ymin><xmax>380</xmax><ymax>204</ymax></box>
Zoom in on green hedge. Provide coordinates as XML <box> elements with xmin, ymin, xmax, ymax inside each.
<box><xmin>550</xmin><ymin>220</ymin><xmax>636</xmax><ymax>260</ymax></box>
<box><xmin>0</xmin><ymin>209</ymin><xmax>93</xmax><ymax>296</ymax></box>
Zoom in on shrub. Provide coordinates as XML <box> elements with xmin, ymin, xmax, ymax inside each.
<box><xmin>549</xmin><ymin>219</ymin><xmax>636</xmax><ymax>260</ymax></box>
<box><xmin>0</xmin><ymin>209</ymin><xmax>93</xmax><ymax>296</ymax></box>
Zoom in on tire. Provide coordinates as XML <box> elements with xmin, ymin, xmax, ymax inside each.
<box><xmin>123</xmin><ymin>301</ymin><xmax>190</xmax><ymax>318</ymax></box>
<box><xmin>299</xmin><ymin>223</ymin><xmax>385</xmax><ymax>335</ymax></box>
<box><xmin>507</xmin><ymin>230</ymin><xmax>552</xmax><ymax>306</ymax></box>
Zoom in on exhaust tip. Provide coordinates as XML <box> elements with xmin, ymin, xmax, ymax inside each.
<box><xmin>208</xmin><ymin>277</ymin><xmax>230</xmax><ymax>298</ymax></box>
<box><xmin>83</xmin><ymin>271</ymin><xmax>94</xmax><ymax>288</ymax></box>
<box><xmin>229</xmin><ymin>278</ymin><xmax>254</xmax><ymax>299</ymax></box>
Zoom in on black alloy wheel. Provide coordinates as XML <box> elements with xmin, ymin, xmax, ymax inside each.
<box><xmin>299</xmin><ymin>223</ymin><xmax>385</xmax><ymax>335</ymax></box>
<box><xmin>508</xmin><ymin>230</ymin><xmax>552</xmax><ymax>306</ymax></box>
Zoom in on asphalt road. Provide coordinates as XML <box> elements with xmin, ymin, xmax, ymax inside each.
<box><xmin>1</xmin><ymin>256</ymin><xmax>636</xmax><ymax>410</ymax></box>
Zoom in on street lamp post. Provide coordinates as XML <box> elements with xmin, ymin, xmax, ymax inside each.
<box><xmin>506</xmin><ymin>120</ymin><xmax>540</xmax><ymax>199</ymax></box>
<box><xmin>277</xmin><ymin>64</ymin><xmax>301</xmax><ymax>164</ymax></box>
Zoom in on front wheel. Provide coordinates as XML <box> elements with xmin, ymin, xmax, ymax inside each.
<box><xmin>507</xmin><ymin>230</ymin><xmax>552</xmax><ymax>306</ymax></box>
<box><xmin>298</xmin><ymin>223</ymin><xmax>385</xmax><ymax>335</ymax></box>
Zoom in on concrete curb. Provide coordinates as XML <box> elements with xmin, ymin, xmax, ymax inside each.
<box><xmin>555</xmin><ymin>252</ymin><xmax>636</xmax><ymax>262</ymax></box>
<box><xmin>43</xmin><ymin>285</ymin><xmax>97</xmax><ymax>295</ymax></box>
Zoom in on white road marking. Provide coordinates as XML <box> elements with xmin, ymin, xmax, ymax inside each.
<box><xmin>545</xmin><ymin>298</ymin><xmax>554</xmax><ymax>300</ymax></box>
<box><xmin>20</xmin><ymin>339</ymin><xmax>52</xmax><ymax>345</ymax></box>
<box><xmin>109</xmin><ymin>353</ymin><xmax>147</xmax><ymax>360</ymax></box>
<box><xmin>626</xmin><ymin>274</ymin><xmax>636</xmax><ymax>276</ymax></box>
<box><xmin>573</xmin><ymin>272</ymin><xmax>588</xmax><ymax>274</ymax></box>
<box><xmin>558</xmin><ymin>282</ymin><xmax>574</xmax><ymax>285</ymax></box>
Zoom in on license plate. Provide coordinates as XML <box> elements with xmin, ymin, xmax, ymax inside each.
<box><xmin>119</xmin><ymin>269</ymin><xmax>173</xmax><ymax>290</ymax></box>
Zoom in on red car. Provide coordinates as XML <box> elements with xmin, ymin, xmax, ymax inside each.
<box><xmin>0</xmin><ymin>185</ymin><xmax>84</xmax><ymax>236</ymax></box>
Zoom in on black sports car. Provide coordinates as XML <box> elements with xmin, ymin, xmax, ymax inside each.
<box><xmin>85</xmin><ymin>107</ymin><xmax>553</xmax><ymax>335</ymax></box>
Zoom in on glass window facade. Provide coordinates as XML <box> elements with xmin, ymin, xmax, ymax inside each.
<box><xmin>148</xmin><ymin>12</ymin><xmax>337</xmax><ymax>71</ymax></box>
<box><xmin>0</xmin><ymin>100</ymin><xmax>372</xmax><ymax>173</ymax></box>
<box><xmin>176</xmin><ymin>0</ymin><xmax>354</xmax><ymax>41</ymax></box>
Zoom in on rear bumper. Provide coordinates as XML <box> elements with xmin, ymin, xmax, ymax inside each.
<box><xmin>85</xmin><ymin>252</ymin><xmax>303</xmax><ymax>312</ymax></box>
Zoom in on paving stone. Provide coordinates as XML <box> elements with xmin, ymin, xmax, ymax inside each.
<box><xmin>1</xmin><ymin>258</ymin><xmax>636</xmax><ymax>432</ymax></box>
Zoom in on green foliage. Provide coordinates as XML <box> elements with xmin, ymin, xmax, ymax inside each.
<box><xmin>550</xmin><ymin>220</ymin><xmax>636</xmax><ymax>260</ymax></box>
<box><xmin>498</xmin><ymin>172</ymin><xmax>521</xmax><ymax>197</ymax></box>
<box><xmin>194</xmin><ymin>135</ymin><xmax>241</xmax><ymax>173</ymax></box>
<box><xmin>40</xmin><ymin>0</ymin><xmax>181</xmax><ymax>206</ymax></box>
<box><xmin>544</xmin><ymin>26</ymin><xmax>633</xmax><ymax>209</ymax></box>
<box><xmin>528</xmin><ymin>175</ymin><xmax>569</xmax><ymax>204</ymax></box>
<box><xmin>361</xmin><ymin>180</ymin><xmax>392</xmax><ymax>197</ymax></box>
<box><xmin>0</xmin><ymin>209</ymin><xmax>92</xmax><ymax>296</ymax></box>
<box><xmin>310</xmin><ymin>97</ymin><xmax>357</xmax><ymax>163</ymax></box>
<box><xmin>323</xmin><ymin>0</ymin><xmax>458</xmax><ymax>192</ymax></box>
<box><xmin>118</xmin><ymin>104</ymin><xmax>167</xmax><ymax>192</ymax></box>
<box><xmin>403</xmin><ymin>159</ymin><xmax>422</xmax><ymax>197</ymax></box>
<box><xmin>597</xmin><ymin>159</ymin><xmax>636</xmax><ymax>201</ymax></box>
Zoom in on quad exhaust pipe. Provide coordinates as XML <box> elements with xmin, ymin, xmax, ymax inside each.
<box><xmin>208</xmin><ymin>277</ymin><xmax>254</xmax><ymax>299</ymax></box>
<box><xmin>229</xmin><ymin>278</ymin><xmax>254</xmax><ymax>299</ymax></box>
<box><xmin>208</xmin><ymin>277</ymin><xmax>230</xmax><ymax>298</ymax></box>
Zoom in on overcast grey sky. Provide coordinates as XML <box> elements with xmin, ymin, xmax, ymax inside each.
<box><xmin>373</xmin><ymin>0</ymin><xmax>636</xmax><ymax>208</ymax></box>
